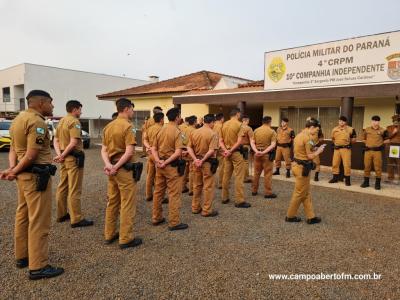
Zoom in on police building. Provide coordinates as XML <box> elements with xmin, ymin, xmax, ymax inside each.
<box><xmin>173</xmin><ymin>30</ymin><xmax>400</xmax><ymax>170</ymax></box>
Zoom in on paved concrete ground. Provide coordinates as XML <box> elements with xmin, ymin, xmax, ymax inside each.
<box><xmin>0</xmin><ymin>146</ymin><xmax>399</xmax><ymax>299</ymax></box>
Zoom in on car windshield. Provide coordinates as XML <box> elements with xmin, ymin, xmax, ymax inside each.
<box><xmin>0</xmin><ymin>122</ymin><xmax>11</xmax><ymax>130</ymax></box>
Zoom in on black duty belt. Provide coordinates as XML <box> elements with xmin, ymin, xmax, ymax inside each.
<box><xmin>293</xmin><ymin>158</ymin><xmax>316</xmax><ymax>177</ymax></box>
<box><xmin>365</xmin><ymin>145</ymin><xmax>384</xmax><ymax>151</ymax></box>
<box><xmin>334</xmin><ymin>144</ymin><xmax>352</xmax><ymax>150</ymax></box>
<box><xmin>277</xmin><ymin>143</ymin><xmax>291</xmax><ymax>148</ymax></box>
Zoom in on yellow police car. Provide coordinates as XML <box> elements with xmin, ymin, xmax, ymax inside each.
<box><xmin>0</xmin><ymin>120</ymin><xmax>11</xmax><ymax>150</ymax></box>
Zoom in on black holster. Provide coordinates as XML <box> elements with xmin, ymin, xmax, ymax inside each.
<box><xmin>27</xmin><ymin>164</ymin><xmax>57</xmax><ymax>191</ymax></box>
<box><xmin>294</xmin><ymin>159</ymin><xmax>315</xmax><ymax>177</ymax></box>
<box><xmin>70</xmin><ymin>150</ymin><xmax>85</xmax><ymax>168</ymax></box>
<box><xmin>238</xmin><ymin>145</ymin><xmax>249</xmax><ymax>160</ymax></box>
<box><xmin>123</xmin><ymin>162</ymin><xmax>144</xmax><ymax>182</ymax></box>
<box><xmin>170</xmin><ymin>159</ymin><xmax>186</xmax><ymax>176</ymax></box>
<box><xmin>206</xmin><ymin>157</ymin><xmax>219</xmax><ymax>174</ymax></box>
<box><xmin>268</xmin><ymin>149</ymin><xmax>276</xmax><ymax>162</ymax></box>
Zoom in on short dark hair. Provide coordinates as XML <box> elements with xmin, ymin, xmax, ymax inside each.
<box><xmin>66</xmin><ymin>100</ymin><xmax>82</xmax><ymax>113</ymax></box>
<box><xmin>188</xmin><ymin>115</ymin><xmax>197</xmax><ymax>125</ymax></box>
<box><xmin>262</xmin><ymin>116</ymin><xmax>272</xmax><ymax>124</ymax></box>
<box><xmin>111</xmin><ymin>112</ymin><xmax>118</xmax><ymax>119</ymax></box>
<box><xmin>153</xmin><ymin>112</ymin><xmax>164</xmax><ymax>123</ymax></box>
<box><xmin>116</xmin><ymin>98</ymin><xmax>134</xmax><ymax>113</ymax></box>
<box><xmin>372</xmin><ymin>115</ymin><xmax>381</xmax><ymax>121</ymax></box>
<box><xmin>26</xmin><ymin>90</ymin><xmax>52</xmax><ymax>101</ymax></box>
<box><xmin>166</xmin><ymin>108</ymin><xmax>180</xmax><ymax>121</ymax></box>
<box><xmin>241</xmin><ymin>114</ymin><xmax>249</xmax><ymax>120</ymax></box>
<box><xmin>282</xmin><ymin>117</ymin><xmax>289</xmax><ymax>123</ymax></box>
<box><xmin>153</xmin><ymin>106</ymin><xmax>163</xmax><ymax>114</ymax></box>
<box><xmin>230</xmin><ymin>108</ymin><xmax>241</xmax><ymax>117</ymax></box>
<box><xmin>203</xmin><ymin>114</ymin><xmax>216</xmax><ymax>124</ymax></box>
<box><xmin>215</xmin><ymin>113</ymin><xmax>224</xmax><ymax>121</ymax></box>
<box><xmin>339</xmin><ymin>115</ymin><xmax>348</xmax><ymax>122</ymax></box>
<box><xmin>306</xmin><ymin>117</ymin><xmax>320</xmax><ymax>128</ymax></box>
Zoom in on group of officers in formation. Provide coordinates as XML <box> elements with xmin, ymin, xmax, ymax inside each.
<box><xmin>0</xmin><ymin>89</ymin><xmax>399</xmax><ymax>280</ymax></box>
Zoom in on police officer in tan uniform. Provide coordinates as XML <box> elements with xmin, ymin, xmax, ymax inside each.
<box><xmin>220</xmin><ymin>108</ymin><xmax>250</xmax><ymax>208</ymax></box>
<box><xmin>241</xmin><ymin>115</ymin><xmax>254</xmax><ymax>183</ymax></box>
<box><xmin>151</xmin><ymin>108</ymin><xmax>188</xmax><ymax>231</ymax></box>
<box><xmin>312</xmin><ymin>124</ymin><xmax>324</xmax><ymax>182</ymax></box>
<box><xmin>141</xmin><ymin>106</ymin><xmax>163</xmax><ymax>157</ymax></box>
<box><xmin>53</xmin><ymin>100</ymin><xmax>93</xmax><ymax>227</ymax></box>
<box><xmin>273</xmin><ymin>118</ymin><xmax>295</xmax><ymax>178</ymax></box>
<box><xmin>181</xmin><ymin>116</ymin><xmax>197</xmax><ymax>194</ymax></box>
<box><xmin>286</xmin><ymin>118</ymin><xmax>326</xmax><ymax>224</ymax></box>
<box><xmin>250</xmin><ymin>116</ymin><xmax>278</xmax><ymax>198</ymax></box>
<box><xmin>143</xmin><ymin>112</ymin><xmax>164</xmax><ymax>201</ymax></box>
<box><xmin>328</xmin><ymin>116</ymin><xmax>357</xmax><ymax>186</ymax></box>
<box><xmin>360</xmin><ymin>115</ymin><xmax>390</xmax><ymax>190</ymax></box>
<box><xmin>101</xmin><ymin>98</ymin><xmax>142</xmax><ymax>249</ymax></box>
<box><xmin>0</xmin><ymin>90</ymin><xmax>64</xmax><ymax>280</ymax></box>
<box><xmin>386</xmin><ymin>115</ymin><xmax>400</xmax><ymax>182</ymax></box>
<box><xmin>213</xmin><ymin>113</ymin><xmax>225</xmax><ymax>189</ymax></box>
<box><xmin>187</xmin><ymin>114</ymin><xmax>219</xmax><ymax>217</ymax></box>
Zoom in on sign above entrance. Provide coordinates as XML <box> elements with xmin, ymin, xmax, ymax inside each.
<box><xmin>264</xmin><ymin>31</ymin><xmax>400</xmax><ymax>91</ymax></box>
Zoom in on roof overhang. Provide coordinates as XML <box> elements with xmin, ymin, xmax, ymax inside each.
<box><xmin>173</xmin><ymin>83</ymin><xmax>400</xmax><ymax>105</ymax></box>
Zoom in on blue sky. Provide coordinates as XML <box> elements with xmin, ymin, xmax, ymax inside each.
<box><xmin>0</xmin><ymin>0</ymin><xmax>399</xmax><ymax>81</ymax></box>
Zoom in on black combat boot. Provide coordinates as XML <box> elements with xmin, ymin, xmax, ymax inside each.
<box><xmin>360</xmin><ymin>177</ymin><xmax>369</xmax><ymax>188</ymax></box>
<box><xmin>328</xmin><ymin>174</ymin><xmax>339</xmax><ymax>183</ymax></box>
<box><xmin>314</xmin><ymin>172</ymin><xmax>319</xmax><ymax>182</ymax></box>
<box><xmin>286</xmin><ymin>169</ymin><xmax>290</xmax><ymax>178</ymax></box>
<box><xmin>272</xmin><ymin>168</ymin><xmax>280</xmax><ymax>175</ymax></box>
<box><xmin>345</xmin><ymin>176</ymin><xmax>351</xmax><ymax>186</ymax></box>
<box><xmin>375</xmin><ymin>178</ymin><xmax>381</xmax><ymax>190</ymax></box>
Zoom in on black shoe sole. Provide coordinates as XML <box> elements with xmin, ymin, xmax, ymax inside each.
<box><xmin>152</xmin><ymin>218</ymin><xmax>166</xmax><ymax>226</ymax></box>
<box><xmin>222</xmin><ymin>199</ymin><xmax>230</xmax><ymax>204</ymax></box>
<box><xmin>119</xmin><ymin>238</ymin><xmax>143</xmax><ymax>249</ymax></box>
<box><xmin>71</xmin><ymin>221</ymin><xmax>94</xmax><ymax>228</ymax></box>
<box><xmin>168</xmin><ymin>224</ymin><xmax>189</xmax><ymax>231</ymax></box>
<box><xmin>29</xmin><ymin>269</ymin><xmax>64</xmax><ymax>280</ymax></box>
<box><xmin>57</xmin><ymin>214</ymin><xmax>70</xmax><ymax>223</ymax></box>
<box><xmin>104</xmin><ymin>233</ymin><xmax>119</xmax><ymax>245</ymax></box>
<box><xmin>285</xmin><ymin>217</ymin><xmax>302</xmax><ymax>223</ymax></box>
<box><xmin>16</xmin><ymin>258</ymin><xmax>29</xmax><ymax>269</ymax></box>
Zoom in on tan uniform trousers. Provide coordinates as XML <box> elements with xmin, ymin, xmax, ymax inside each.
<box><xmin>105</xmin><ymin>168</ymin><xmax>137</xmax><ymax>244</ymax></box>
<box><xmin>222</xmin><ymin>151</ymin><xmax>245</xmax><ymax>204</ymax></box>
<box><xmin>15</xmin><ymin>173</ymin><xmax>52</xmax><ymax>270</ymax></box>
<box><xmin>56</xmin><ymin>156</ymin><xmax>83</xmax><ymax>224</ymax></box>
<box><xmin>364</xmin><ymin>150</ymin><xmax>383</xmax><ymax>178</ymax></box>
<box><xmin>275</xmin><ymin>146</ymin><xmax>292</xmax><ymax>169</ymax></box>
<box><xmin>182</xmin><ymin>160</ymin><xmax>194</xmax><ymax>193</ymax></box>
<box><xmin>243</xmin><ymin>145</ymin><xmax>251</xmax><ymax>181</ymax></box>
<box><xmin>216</xmin><ymin>154</ymin><xmax>224</xmax><ymax>188</ymax></box>
<box><xmin>192</xmin><ymin>162</ymin><xmax>215</xmax><ymax>215</ymax></box>
<box><xmin>287</xmin><ymin>163</ymin><xmax>316</xmax><ymax>219</ymax></box>
<box><xmin>313</xmin><ymin>155</ymin><xmax>320</xmax><ymax>172</ymax></box>
<box><xmin>251</xmin><ymin>154</ymin><xmax>273</xmax><ymax>195</ymax></box>
<box><xmin>145</xmin><ymin>157</ymin><xmax>156</xmax><ymax>199</ymax></box>
<box><xmin>152</xmin><ymin>165</ymin><xmax>182</xmax><ymax>227</ymax></box>
<box><xmin>332</xmin><ymin>148</ymin><xmax>351</xmax><ymax>176</ymax></box>
<box><xmin>387</xmin><ymin>157</ymin><xmax>400</xmax><ymax>180</ymax></box>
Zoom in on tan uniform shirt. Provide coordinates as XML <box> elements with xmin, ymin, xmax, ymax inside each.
<box><xmin>10</xmin><ymin>108</ymin><xmax>52</xmax><ymax>164</ymax></box>
<box><xmin>241</xmin><ymin>124</ymin><xmax>254</xmax><ymax>145</ymax></box>
<box><xmin>331</xmin><ymin>125</ymin><xmax>356</xmax><ymax>146</ymax></box>
<box><xmin>221</xmin><ymin>118</ymin><xmax>245</xmax><ymax>149</ymax></box>
<box><xmin>146</xmin><ymin>123</ymin><xmax>163</xmax><ymax>146</ymax></box>
<box><xmin>188</xmin><ymin>126</ymin><xmax>219</xmax><ymax>157</ymax></box>
<box><xmin>253</xmin><ymin>125</ymin><xmax>277</xmax><ymax>149</ymax></box>
<box><xmin>213</xmin><ymin>122</ymin><xmax>223</xmax><ymax>139</ymax></box>
<box><xmin>293</xmin><ymin>129</ymin><xmax>314</xmax><ymax>161</ymax></box>
<box><xmin>387</xmin><ymin>124</ymin><xmax>400</xmax><ymax>143</ymax></box>
<box><xmin>102</xmin><ymin>116</ymin><xmax>136</xmax><ymax>161</ymax></box>
<box><xmin>182</xmin><ymin>125</ymin><xmax>196</xmax><ymax>147</ymax></box>
<box><xmin>363</xmin><ymin>126</ymin><xmax>388</xmax><ymax>148</ymax></box>
<box><xmin>277</xmin><ymin>126</ymin><xmax>294</xmax><ymax>144</ymax></box>
<box><xmin>153</xmin><ymin>123</ymin><xmax>184</xmax><ymax>158</ymax></box>
<box><xmin>56</xmin><ymin>113</ymin><xmax>83</xmax><ymax>151</ymax></box>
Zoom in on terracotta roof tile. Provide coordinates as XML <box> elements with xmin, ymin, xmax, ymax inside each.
<box><xmin>97</xmin><ymin>70</ymin><xmax>252</xmax><ymax>99</ymax></box>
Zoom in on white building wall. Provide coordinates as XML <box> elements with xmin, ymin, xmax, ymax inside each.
<box><xmin>24</xmin><ymin>64</ymin><xmax>148</xmax><ymax>121</ymax></box>
<box><xmin>0</xmin><ymin>64</ymin><xmax>25</xmax><ymax>112</ymax></box>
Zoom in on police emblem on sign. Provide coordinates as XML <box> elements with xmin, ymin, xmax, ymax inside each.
<box><xmin>267</xmin><ymin>57</ymin><xmax>286</xmax><ymax>83</ymax></box>
<box><xmin>386</xmin><ymin>53</ymin><xmax>400</xmax><ymax>80</ymax></box>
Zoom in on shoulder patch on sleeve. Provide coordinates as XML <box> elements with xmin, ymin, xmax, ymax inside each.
<box><xmin>36</xmin><ymin>127</ymin><xmax>45</xmax><ymax>135</ymax></box>
<box><xmin>75</xmin><ymin>124</ymin><xmax>81</xmax><ymax>129</ymax></box>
